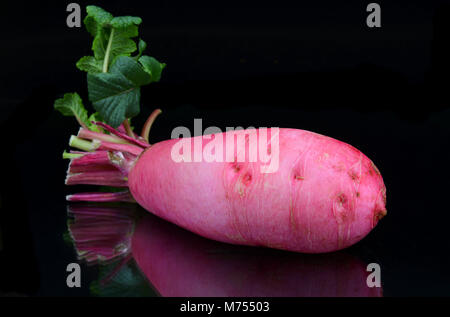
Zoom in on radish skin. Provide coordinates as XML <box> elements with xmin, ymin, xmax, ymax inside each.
<box><xmin>128</xmin><ymin>128</ymin><xmax>386</xmax><ymax>253</ymax></box>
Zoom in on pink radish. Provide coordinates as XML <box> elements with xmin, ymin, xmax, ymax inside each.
<box><xmin>65</xmin><ymin>109</ymin><xmax>386</xmax><ymax>253</ymax></box>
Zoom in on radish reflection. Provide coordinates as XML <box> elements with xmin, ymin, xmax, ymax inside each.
<box><xmin>67</xmin><ymin>204</ymin><xmax>382</xmax><ymax>297</ymax></box>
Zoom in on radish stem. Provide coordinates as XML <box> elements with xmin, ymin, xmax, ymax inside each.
<box><xmin>141</xmin><ymin>109</ymin><xmax>162</xmax><ymax>143</ymax></box>
<box><xmin>67</xmin><ymin>191</ymin><xmax>135</xmax><ymax>203</ymax></box>
<box><xmin>79</xmin><ymin>128</ymin><xmax>131</xmax><ymax>145</ymax></box>
<box><xmin>99</xmin><ymin>141</ymin><xmax>144</xmax><ymax>156</ymax></box>
<box><xmin>63</xmin><ymin>151</ymin><xmax>84</xmax><ymax>159</ymax></box>
<box><xmin>69</xmin><ymin>136</ymin><xmax>100</xmax><ymax>152</ymax></box>
<box><xmin>103</xmin><ymin>28</ymin><xmax>115</xmax><ymax>73</ymax></box>
<box><xmin>94</xmin><ymin>122</ymin><xmax>149</xmax><ymax>148</ymax></box>
<box><xmin>123</xmin><ymin>119</ymin><xmax>134</xmax><ymax>138</ymax></box>
<box><xmin>75</xmin><ymin>116</ymin><xmax>89</xmax><ymax>130</ymax></box>
<box><xmin>65</xmin><ymin>170</ymin><xmax>128</xmax><ymax>187</ymax></box>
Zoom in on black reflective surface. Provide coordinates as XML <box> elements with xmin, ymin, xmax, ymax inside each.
<box><xmin>66</xmin><ymin>203</ymin><xmax>382</xmax><ymax>297</ymax></box>
<box><xmin>1</xmin><ymin>0</ymin><xmax>450</xmax><ymax>297</ymax></box>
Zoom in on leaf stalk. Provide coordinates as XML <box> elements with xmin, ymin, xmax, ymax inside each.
<box><xmin>103</xmin><ymin>28</ymin><xmax>115</xmax><ymax>73</ymax></box>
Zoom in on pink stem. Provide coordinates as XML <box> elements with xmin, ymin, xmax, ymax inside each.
<box><xmin>67</xmin><ymin>204</ymin><xmax>137</xmax><ymax>264</ymax></box>
<box><xmin>78</xmin><ymin>128</ymin><xmax>131</xmax><ymax>145</ymax></box>
<box><xmin>141</xmin><ymin>109</ymin><xmax>162</xmax><ymax>143</ymax></box>
<box><xmin>93</xmin><ymin>122</ymin><xmax>150</xmax><ymax>149</ymax></box>
<box><xmin>67</xmin><ymin>191</ymin><xmax>135</xmax><ymax>202</ymax></box>
<box><xmin>68</xmin><ymin>151</ymin><xmax>117</xmax><ymax>173</ymax></box>
<box><xmin>75</xmin><ymin>116</ymin><xmax>89</xmax><ymax>130</ymax></box>
<box><xmin>122</xmin><ymin>119</ymin><xmax>135</xmax><ymax>138</ymax></box>
<box><xmin>98</xmin><ymin>142</ymin><xmax>144</xmax><ymax>157</ymax></box>
<box><xmin>68</xmin><ymin>205</ymin><xmax>136</xmax><ymax>219</ymax></box>
<box><xmin>65</xmin><ymin>170</ymin><xmax>128</xmax><ymax>187</ymax></box>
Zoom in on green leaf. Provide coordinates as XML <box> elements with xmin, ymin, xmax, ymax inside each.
<box><xmin>83</xmin><ymin>15</ymin><xmax>98</xmax><ymax>36</ymax></box>
<box><xmin>76</xmin><ymin>56</ymin><xmax>102</xmax><ymax>73</ymax></box>
<box><xmin>92</xmin><ymin>26</ymin><xmax>139</xmax><ymax>65</ymax></box>
<box><xmin>88</xmin><ymin>112</ymin><xmax>104</xmax><ymax>132</ymax></box>
<box><xmin>86</xmin><ymin>5</ymin><xmax>113</xmax><ymax>26</ymax></box>
<box><xmin>110</xmin><ymin>16</ymin><xmax>142</xmax><ymax>28</ymax></box>
<box><xmin>60</xmin><ymin>5</ymin><xmax>167</xmax><ymax>128</ymax></box>
<box><xmin>135</xmin><ymin>39</ymin><xmax>147</xmax><ymax>59</ymax></box>
<box><xmin>84</xmin><ymin>6</ymin><xmax>141</xmax><ymax>71</ymax></box>
<box><xmin>138</xmin><ymin>55</ymin><xmax>166</xmax><ymax>82</ymax></box>
<box><xmin>87</xmin><ymin>56</ymin><xmax>151</xmax><ymax>127</ymax></box>
<box><xmin>112</xmin><ymin>55</ymin><xmax>152</xmax><ymax>85</ymax></box>
<box><xmin>88</xmin><ymin>112</ymin><xmax>104</xmax><ymax>122</ymax></box>
<box><xmin>54</xmin><ymin>93</ymin><xmax>90</xmax><ymax>128</ymax></box>
<box><xmin>110</xmin><ymin>26</ymin><xmax>139</xmax><ymax>59</ymax></box>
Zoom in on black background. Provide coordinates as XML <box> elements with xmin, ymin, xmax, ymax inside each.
<box><xmin>1</xmin><ymin>0</ymin><xmax>450</xmax><ymax>296</ymax></box>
